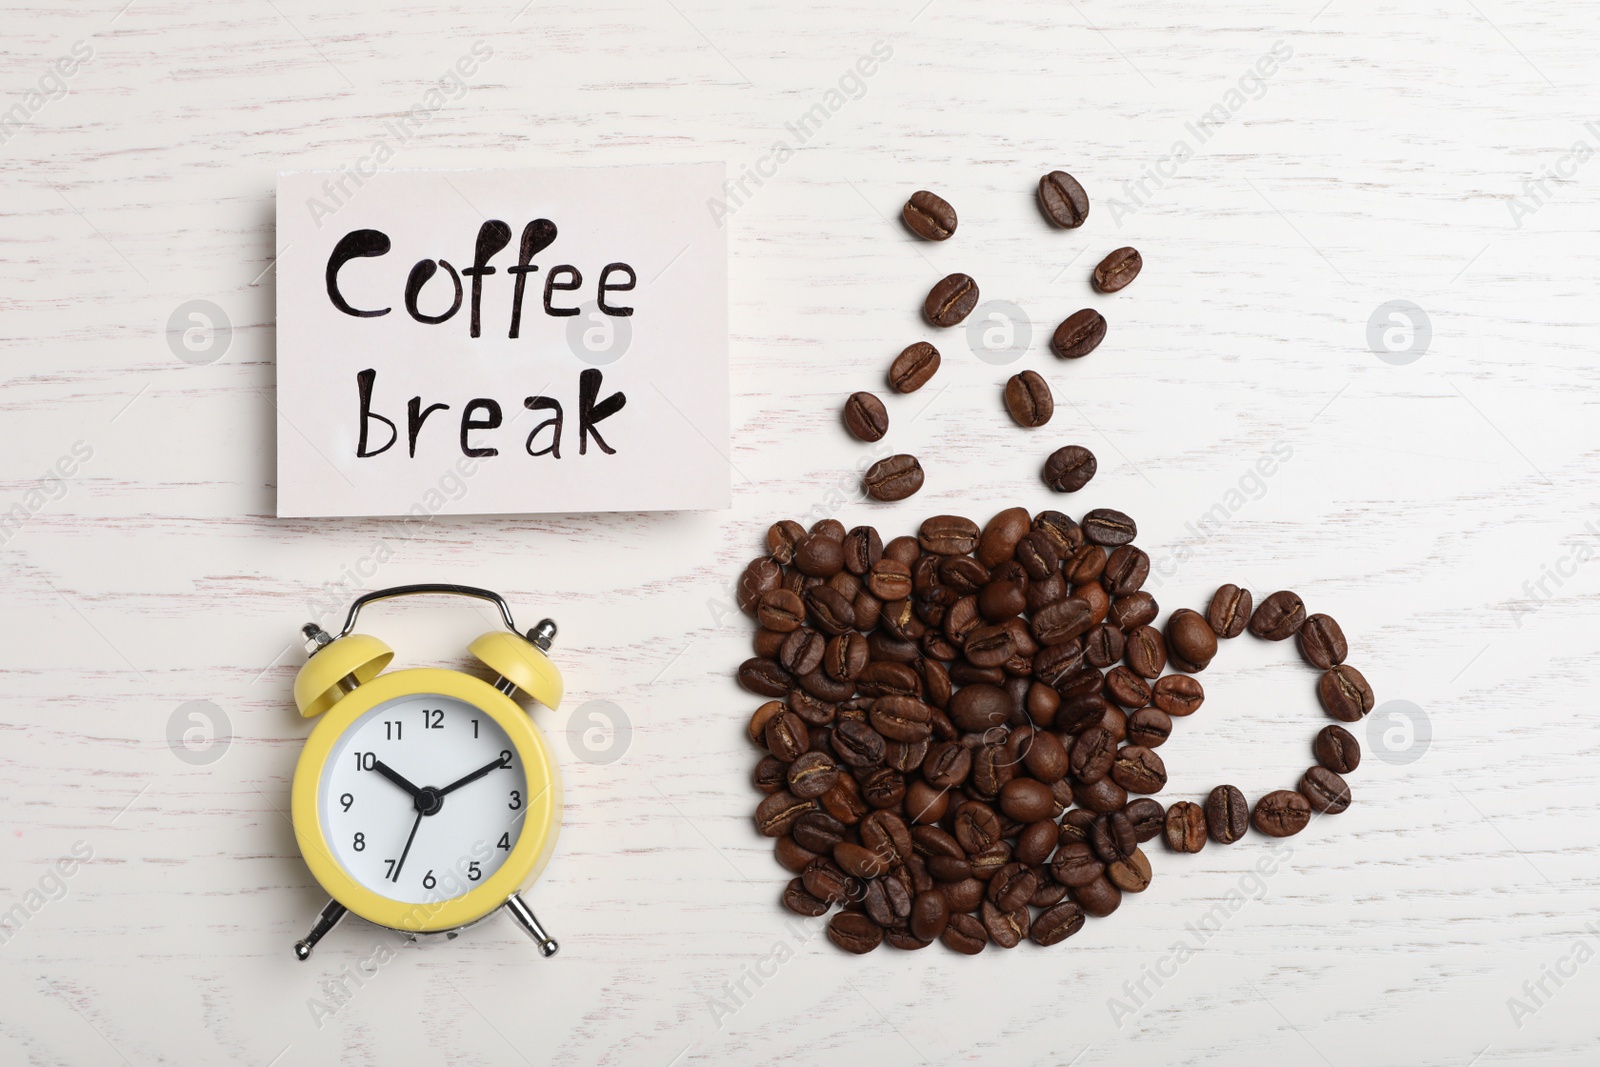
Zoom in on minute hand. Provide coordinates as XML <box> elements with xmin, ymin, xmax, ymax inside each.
<box><xmin>437</xmin><ymin>754</ymin><xmax>510</xmax><ymax>797</ymax></box>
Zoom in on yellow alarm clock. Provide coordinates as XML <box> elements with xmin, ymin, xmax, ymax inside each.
<box><xmin>289</xmin><ymin>584</ymin><xmax>564</xmax><ymax>961</ymax></box>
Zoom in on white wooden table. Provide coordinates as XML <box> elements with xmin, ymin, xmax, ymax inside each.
<box><xmin>2</xmin><ymin>1</ymin><xmax>1597</xmax><ymax>1063</ymax></box>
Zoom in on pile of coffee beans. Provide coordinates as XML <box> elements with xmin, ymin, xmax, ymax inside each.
<box><xmin>737</xmin><ymin>508</ymin><xmax>1373</xmax><ymax>954</ymax></box>
<box><xmin>842</xmin><ymin>177</ymin><xmax>1143</xmax><ymax>501</ymax></box>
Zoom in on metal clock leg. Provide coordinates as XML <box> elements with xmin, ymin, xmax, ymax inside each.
<box><xmin>504</xmin><ymin>893</ymin><xmax>559</xmax><ymax>957</ymax></box>
<box><xmin>294</xmin><ymin>899</ymin><xmax>348</xmax><ymax>960</ymax></box>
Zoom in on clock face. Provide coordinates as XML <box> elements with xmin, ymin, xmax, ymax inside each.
<box><xmin>319</xmin><ymin>694</ymin><xmax>531</xmax><ymax>905</ymax></box>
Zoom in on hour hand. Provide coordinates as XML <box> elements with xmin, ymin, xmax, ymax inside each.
<box><xmin>371</xmin><ymin>759</ymin><xmax>423</xmax><ymax>799</ymax></box>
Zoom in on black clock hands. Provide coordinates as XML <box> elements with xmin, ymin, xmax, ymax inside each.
<box><xmin>438</xmin><ymin>752</ymin><xmax>512</xmax><ymax>797</ymax></box>
<box><xmin>371</xmin><ymin>758</ymin><xmax>423</xmax><ymax>799</ymax></box>
<box><xmin>391</xmin><ymin>809</ymin><xmax>424</xmax><ymax>883</ymax></box>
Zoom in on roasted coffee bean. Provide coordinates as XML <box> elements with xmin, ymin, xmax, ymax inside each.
<box><xmin>802</xmin><ymin>860</ymin><xmax>857</xmax><ymax>906</ymax></box>
<box><xmin>766</xmin><ymin>520</ymin><xmax>805</xmax><ymax>565</ymax></box>
<box><xmin>811</xmin><ymin>519</ymin><xmax>845</xmax><ymax>541</ymax></box>
<box><xmin>981</xmin><ymin>899</ymin><xmax>1029</xmax><ymax>949</ymax></box>
<box><xmin>987</xmin><ymin>862</ymin><xmax>1040</xmax><ymax>912</ymax></box>
<box><xmin>1096</xmin><ymin>703</ymin><xmax>1128</xmax><ymax>744</ymax></box>
<box><xmin>968</xmin><ymin>840</ymin><xmax>1012</xmax><ymax>881</ymax></box>
<box><xmin>1105</xmin><ymin>665</ymin><xmax>1153</xmax><ymax>708</ymax></box>
<box><xmin>953</xmin><ymin>801</ymin><xmax>1003</xmax><ymax>854</ymax></box>
<box><xmin>765</xmin><ymin>711</ymin><xmax>810</xmax><ymax>763</ymax></box>
<box><xmin>1207</xmin><ymin>584</ymin><xmax>1252</xmax><ymax>638</ymax></box>
<box><xmin>824</xmin><ymin>632</ymin><xmax>870</xmax><ymax>682</ymax></box>
<box><xmin>853</xmin><ymin>590</ymin><xmax>883</xmax><ymax>632</ymax></box>
<box><xmin>737</xmin><ymin>557</ymin><xmax>783</xmax><ymax>614</ymax></box>
<box><xmin>1032</xmin><ymin>640</ymin><xmax>1085</xmax><ymax>687</ymax></box>
<box><xmin>1058</xmin><ymin>809</ymin><xmax>1097</xmax><ymax>843</ymax></box>
<box><xmin>1127</xmin><ymin>707</ymin><xmax>1172</xmax><ymax>748</ymax></box>
<box><xmin>1165</xmin><ymin>608</ymin><xmax>1217</xmax><ymax>672</ymax></box>
<box><xmin>756</xmin><ymin>791</ymin><xmax>815</xmax><ymax>837</ymax></box>
<box><xmin>912</xmin><ymin>824</ymin><xmax>964</xmax><ymax>861</ymax></box>
<box><xmin>832</xmin><ymin>719</ymin><xmax>887</xmax><ymax>768</ymax></box>
<box><xmin>861</xmin><ymin>810</ymin><xmax>913</xmax><ymax>866</ymax></box>
<box><xmin>884</xmin><ymin>737</ymin><xmax>929</xmax><ymax>774</ymax></box>
<box><xmin>1081</xmin><ymin>508</ymin><xmax>1137</xmax><ymax>546</ymax></box>
<box><xmin>858</xmin><ymin>660</ymin><xmax>922</xmax><ymax>698</ymax></box>
<box><xmin>910</xmin><ymin>890</ymin><xmax>950</xmax><ymax>941</ymax></box>
<box><xmin>1012</xmin><ymin>532</ymin><xmax>1058</xmax><ymax>582</ymax></box>
<box><xmin>1031</xmin><ymin>901</ymin><xmax>1086</xmax><ymax>946</ymax></box>
<box><xmin>1092</xmin><ymin>246</ymin><xmax>1142</xmax><ymax>293</ymax></box>
<box><xmin>1123</xmin><ymin>797</ymin><xmax>1166</xmax><ymax>842</ymax></box>
<box><xmin>1005</xmin><ymin>370</ymin><xmax>1054</xmax><ymax>428</ymax></box>
<box><xmin>923</xmin><ymin>272</ymin><xmax>980</xmax><ymax>327</ymax></box>
<box><xmin>1083</xmin><ymin>623</ymin><xmax>1125</xmax><ymax>668</ymax></box>
<box><xmin>1071</xmin><ymin>875</ymin><xmax>1122</xmax><ymax>917</ymax></box>
<box><xmin>1249</xmin><ymin>590</ymin><xmax>1307</xmax><ymax>640</ymax></box>
<box><xmin>884</xmin><ymin>535</ymin><xmax>919</xmax><ymax>565</ymax></box>
<box><xmin>963</xmin><ymin>623</ymin><xmax>1016</xmax><ymax>669</ymax></box>
<box><xmin>948</xmin><ymin>683</ymin><xmax>1010</xmax><ymax>732</ymax></box>
<box><xmin>1038</xmin><ymin>170</ymin><xmax>1090</xmax><ymax>228</ymax></box>
<box><xmin>1070</xmin><ymin>725</ymin><xmax>1116</xmax><ymax>784</ymax></box>
<box><xmin>863</xmin><ymin>454</ymin><xmax>925</xmax><ymax>501</ymax></box>
<box><xmin>1314</xmin><ymin>724</ymin><xmax>1361</xmax><ymax>773</ymax></box>
<box><xmin>1101</xmin><ymin>546</ymin><xmax>1148</xmax><ymax>598</ymax></box>
<box><xmin>842</xmin><ymin>525</ymin><xmax>883</xmax><ymax>575</ymax></box>
<box><xmin>821</xmin><ymin>774</ymin><xmax>869</xmax><ymax>825</ymax></box>
<box><xmin>1050</xmin><ymin>308</ymin><xmax>1106</xmax><ymax>359</ymax></box>
<box><xmin>1064</xmin><ymin>544</ymin><xmax>1106</xmax><ymax>584</ymax></box>
<box><xmin>1205</xmin><ymin>785</ymin><xmax>1250</xmax><ymax>844</ymax></box>
<box><xmin>1298</xmin><ymin>613</ymin><xmax>1348</xmax><ymax>669</ymax></box>
<box><xmin>1053</xmin><ymin>690</ymin><xmax>1106</xmax><ymax>735</ymax></box>
<box><xmin>888</xmin><ymin>341</ymin><xmax>941</xmax><ymax>393</ymax></box>
<box><xmin>885</xmin><ymin>928</ymin><xmax>933</xmax><ymax>951</ymax></box>
<box><xmin>922</xmin><ymin>740</ymin><xmax>972</xmax><ymax>789</ymax></box>
<box><xmin>776</xmin><ymin>834</ymin><xmax>820</xmax><ymax>873</ymax></box>
<box><xmin>843</xmin><ymin>391</ymin><xmax>889</xmax><ymax>442</ymax></box>
<box><xmin>779</xmin><ymin>628</ymin><xmax>826</xmax><ymax>677</ymax></box>
<box><xmin>916</xmin><ymin>657</ymin><xmax>953</xmax><ymax>709</ymax></box>
<box><xmin>941</xmin><ymin>911</ymin><xmax>988</xmax><ymax>954</ymax></box>
<box><xmin>940</xmin><ymin>555</ymin><xmax>990</xmax><ymax>595</ymax></box>
<box><xmin>1300</xmin><ymin>767</ymin><xmax>1352</xmax><ymax>814</ymax></box>
<box><xmin>1253</xmin><ymin>789</ymin><xmax>1312</xmax><ymax>837</ymax></box>
<box><xmin>783</xmin><ymin>877</ymin><xmax>830</xmax><ymax>917</ymax></box>
<box><xmin>1318</xmin><ymin>664</ymin><xmax>1375</xmax><ymax>721</ymax></box>
<box><xmin>1124</xmin><ymin>625</ymin><xmax>1167</xmax><ymax>679</ymax></box>
<box><xmin>919</xmin><ymin>514</ymin><xmax>979</xmax><ymax>556</ymax></box>
<box><xmin>905</xmin><ymin>781</ymin><xmax>949</xmax><ymax>826</ymax></box>
<box><xmin>1090</xmin><ymin>811</ymin><xmax>1137</xmax><ymax>864</ymax></box>
<box><xmin>793</xmin><ymin>811</ymin><xmax>847</xmax><ymax>853</ymax></box>
<box><xmin>1106</xmin><ymin>846</ymin><xmax>1152</xmax><ymax>892</ymax></box>
<box><xmin>1111</xmin><ymin>745</ymin><xmax>1166</xmax><ymax>794</ymax></box>
<box><xmin>1164</xmin><ymin>801</ymin><xmax>1207</xmax><ymax>853</ymax></box>
<box><xmin>863</xmin><ymin>876</ymin><xmax>913</xmax><ymax>927</ymax></box>
<box><xmin>754</xmin><ymin>755</ymin><xmax>788</xmax><ymax>794</ymax></box>
<box><xmin>969</xmin><ymin>745</ymin><xmax>1014</xmax><ymax>799</ymax></box>
<box><xmin>738</xmin><ymin>657</ymin><xmax>792</xmax><ymax>697</ymax></box>
<box><xmin>834</xmin><ymin>841</ymin><xmax>890</xmax><ymax>880</ymax></box>
<box><xmin>753</xmin><ymin>628</ymin><xmax>786</xmax><ymax>659</ymax></box>
<box><xmin>860</xmin><ymin>767</ymin><xmax>906</xmax><ymax>810</ymax></box>
<box><xmin>1151</xmin><ymin>674</ymin><xmax>1204</xmax><ymax>716</ymax></box>
<box><xmin>788</xmin><ymin>751</ymin><xmax>840</xmax><ymax>799</ymax></box>
<box><xmin>1012</xmin><ymin>818</ymin><xmax>1059</xmax><ymax>867</ymax></box>
<box><xmin>1109</xmin><ymin>591</ymin><xmax>1158</xmax><ymax>631</ymax></box>
<box><xmin>1042</xmin><ymin>445</ymin><xmax>1097</xmax><ymax>492</ymax></box>
<box><xmin>903</xmin><ymin>189</ymin><xmax>958</xmax><ymax>240</ymax></box>
<box><xmin>1032</xmin><ymin>597</ymin><xmax>1093</xmax><ymax>645</ymax></box>
<box><xmin>980</xmin><ymin>578</ymin><xmax>1027</xmax><ymax>621</ymax></box>
<box><xmin>1021</xmin><ymin>730</ymin><xmax>1068</xmax><ymax>783</ymax></box>
<box><xmin>975</xmin><ymin>507</ymin><xmax>1030</xmax><ymax>567</ymax></box>
<box><xmin>799</xmin><ymin>667</ymin><xmax>856</xmax><ymax>703</ymax></box>
<box><xmin>870</xmin><ymin>695</ymin><xmax>933</xmax><ymax>743</ymax></box>
<box><xmin>999</xmin><ymin>778</ymin><xmax>1055</xmax><ymax>823</ymax></box>
<box><xmin>755</xmin><ymin>589</ymin><xmax>806</xmax><ymax>633</ymax></box>
<box><xmin>793</xmin><ymin>535</ymin><xmax>845</xmax><ymax>578</ymax></box>
<box><xmin>827</xmin><ymin>911</ymin><xmax>883</xmax><ymax>954</ymax></box>
<box><xmin>805</xmin><ymin>586</ymin><xmax>855</xmax><ymax>636</ymax></box>
<box><xmin>1050</xmin><ymin>841</ymin><xmax>1105</xmax><ymax>888</ymax></box>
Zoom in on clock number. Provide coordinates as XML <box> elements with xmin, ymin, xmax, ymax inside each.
<box><xmin>467</xmin><ymin>861</ymin><xmax>482</xmax><ymax>882</ymax></box>
<box><xmin>422</xmin><ymin>870</ymin><xmax>437</xmax><ymax>889</ymax></box>
<box><xmin>383</xmin><ymin>859</ymin><xmax>396</xmax><ymax>879</ymax></box>
<box><xmin>472</xmin><ymin>719</ymin><xmax>479</xmax><ymax>738</ymax></box>
<box><xmin>384</xmin><ymin>720</ymin><xmax>402</xmax><ymax>741</ymax></box>
<box><xmin>423</xmin><ymin>709</ymin><xmax>443</xmax><ymax>730</ymax></box>
<box><xmin>500</xmin><ymin>749</ymin><xmax>513</xmax><ymax>769</ymax></box>
<box><xmin>354</xmin><ymin>752</ymin><xmax>376</xmax><ymax>771</ymax></box>
<box><xmin>508</xmin><ymin>790</ymin><xmax>522</xmax><ymax>811</ymax></box>
<box><xmin>353</xmin><ymin>832</ymin><xmax>365</xmax><ymax>852</ymax></box>
<box><xmin>340</xmin><ymin>793</ymin><xmax>354</xmax><ymax>812</ymax></box>
<box><xmin>497</xmin><ymin>833</ymin><xmax>511</xmax><ymax>851</ymax></box>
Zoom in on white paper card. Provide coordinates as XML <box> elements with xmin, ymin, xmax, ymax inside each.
<box><xmin>274</xmin><ymin>164</ymin><xmax>729</xmax><ymax>517</ymax></box>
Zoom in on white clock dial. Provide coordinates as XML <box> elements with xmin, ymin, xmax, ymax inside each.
<box><xmin>320</xmin><ymin>694</ymin><xmax>531</xmax><ymax>905</ymax></box>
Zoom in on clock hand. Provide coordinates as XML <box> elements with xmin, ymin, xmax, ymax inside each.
<box><xmin>437</xmin><ymin>753</ymin><xmax>511</xmax><ymax>797</ymax></box>
<box><xmin>371</xmin><ymin>759</ymin><xmax>423</xmax><ymax>799</ymax></box>
<box><xmin>391</xmin><ymin>809</ymin><xmax>424</xmax><ymax>883</ymax></box>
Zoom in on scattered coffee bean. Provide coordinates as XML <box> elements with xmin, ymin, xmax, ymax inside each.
<box><xmin>1151</xmin><ymin>674</ymin><xmax>1204</xmax><ymax>716</ymax></box>
<box><xmin>1106</xmin><ymin>847</ymin><xmax>1152</xmax><ymax>892</ymax></box>
<box><xmin>941</xmin><ymin>911</ymin><xmax>988</xmax><ymax>954</ymax></box>
<box><xmin>1205</xmin><ymin>785</ymin><xmax>1249</xmax><ymax>844</ymax></box>
<box><xmin>827</xmin><ymin>911</ymin><xmax>883</xmax><ymax>954</ymax></box>
<box><xmin>1051</xmin><ymin>308</ymin><xmax>1107</xmax><ymax>359</ymax></box>
<box><xmin>863</xmin><ymin>454</ymin><xmax>925</xmax><ymax>501</ymax></box>
<box><xmin>1005</xmin><ymin>370</ymin><xmax>1054</xmax><ymax>428</ymax></box>
<box><xmin>1165</xmin><ymin>608</ymin><xmax>1217</xmax><ymax>672</ymax></box>
<box><xmin>1318</xmin><ymin>664</ymin><xmax>1375</xmax><ymax>721</ymax></box>
<box><xmin>1207</xmin><ymin>584</ymin><xmax>1252</xmax><ymax>638</ymax></box>
<box><xmin>923</xmin><ymin>273</ymin><xmax>980</xmax><ymax>327</ymax></box>
<box><xmin>1043</xmin><ymin>445</ymin><xmax>1097</xmax><ymax>492</ymax></box>
<box><xmin>888</xmin><ymin>342</ymin><xmax>941</xmax><ymax>393</ymax></box>
<box><xmin>1123</xmin><ymin>798</ymin><xmax>1165</xmax><ymax>842</ymax></box>
<box><xmin>1298</xmin><ymin>613</ymin><xmax>1348</xmax><ymax>669</ymax></box>
<box><xmin>1313</xmin><ymin>725</ymin><xmax>1361</xmax><ymax>774</ymax></box>
<box><xmin>1249</xmin><ymin>590</ymin><xmax>1306</xmax><ymax>641</ymax></box>
<box><xmin>1164</xmin><ymin>801</ymin><xmax>1207</xmax><ymax>853</ymax></box>
<box><xmin>843</xmin><ymin>391</ymin><xmax>889</xmax><ymax>442</ymax></box>
<box><xmin>1031</xmin><ymin>901</ymin><xmax>1086</xmax><ymax>945</ymax></box>
<box><xmin>1092</xmin><ymin>246</ymin><xmax>1142</xmax><ymax>293</ymax></box>
<box><xmin>1127</xmin><ymin>707</ymin><xmax>1173</xmax><ymax>748</ymax></box>
<box><xmin>1038</xmin><ymin>171</ymin><xmax>1090</xmax><ymax>228</ymax></box>
<box><xmin>1252</xmin><ymin>789</ymin><xmax>1311</xmax><ymax>837</ymax></box>
<box><xmin>1300</xmin><ymin>766</ymin><xmax>1351</xmax><ymax>814</ymax></box>
<box><xmin>903</xmin><ymin>190</ymin><xmax>957</xmax><ymax>241</ymax></box>
<box><xmin>1081</xmin><ymin>508</ymin><xmax>1136</xmax><ymax>546</ymax></box>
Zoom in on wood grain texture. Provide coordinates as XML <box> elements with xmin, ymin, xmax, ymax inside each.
<box><xmin>2</xmin><ymin>0</ymin><xmax>1598</xmax><ymax>1064</ymax></box>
